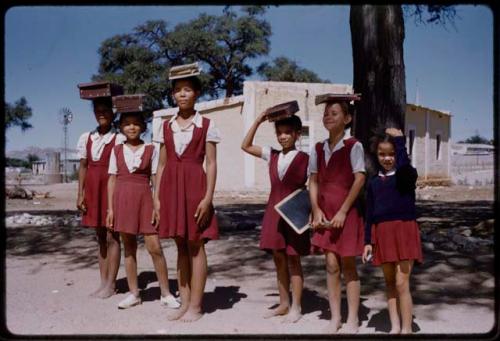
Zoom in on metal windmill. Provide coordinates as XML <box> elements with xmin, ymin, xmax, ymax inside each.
<box><xmin>58</xmin><ymin>107</ymin><xmax>73</xmax><ymax>183</ymax></box>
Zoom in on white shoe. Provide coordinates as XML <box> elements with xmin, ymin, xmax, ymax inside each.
<box><xmin>160</xmin><ymin>294</ymin><xmax>181</xmax><ymax>309</ymax></box>
<box><xmin>118</xmin><ymin>293</ymin><xmax>141</xmax><ymax>309</ymax></box>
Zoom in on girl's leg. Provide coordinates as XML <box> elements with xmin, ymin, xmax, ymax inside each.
<box><xmin>382</xmin><ymin>263</ymin><xmax>401</xmax><ymax>334</ymax></box>
<box><xmin>324</xmin><ymin>251</ymin><xmax>342</xmax><ymax>333</ymax></box>
<box><xmin>341</xmin><ymin>256</ymin><xmax>360</xmax><ymax>333</ymax></box>
<box><xmin>396</xmin><ymin>260</ymin><xmax>414</xmax><ymax>334</ymax></box>
<box><xmin>120</xmin><ymin>233</ymin><xmax>139</xmax><ymax>297</ymax></box>
<box><xmin>97</xmin><ymin>230</ymin><xmax>121</xmax><ymax>298</ymax></box>
<box><xmin>90</xmin><ymin>227</ymin><xmax>109</xmax><ymax>297</ymax></box>
<box><xmin>180</xmin><ymin>240</ymin><xmax>208</xmax><ymax>322</ymax></box>
<box><xmin>283</xmin><ymin>255</ymin><xmax>303</xmax><ymax>323</ymax></box>
<box><xmin>144</xmin><ymin>234</ymin><xmax>172</xmax><ymax>297</ymax></box>
<box><xmin>263</xmin><ymin>250</ymin><xmax>290</xmax><ymax>318</ymax></box>
<box><xmin>168</xmin><ymin>237</ymin><xmax>191</xmax><ymax>321</ymax></box>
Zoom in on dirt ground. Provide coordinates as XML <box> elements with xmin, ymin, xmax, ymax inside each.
<box><xmin>4</xmin><ymin>183</ymin><xmax>497</xmax><ymax>337</ymax></box>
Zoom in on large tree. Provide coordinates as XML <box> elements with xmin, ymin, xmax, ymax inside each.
<box><xmin>350</xmin><ymin>5</ymin><xmax>457</xmax><ymax>174</ymax></box>
<box><xmin>94</xmin><ymin>6</ymin><xmax>271</xmax><ymax>107</ymax></box>
<box><xmin>5</xmin><ymin>97</ymin><xmax>33</xmax><ymax>131</ymax></box>
<box><xmin>257</xmin><ymin>56</ymin><xmax>328</xmax><ymax>83</ymax></box>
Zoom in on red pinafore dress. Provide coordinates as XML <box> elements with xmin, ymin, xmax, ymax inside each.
<box><xmin>82</xmin><ymin>133</ymin><xmax>116</xmax><ymax>227</ymax></box>
<box><xmin>260</xmin><ymin>150</ymin><xmax>311</xmax><ymax>256</ymax></box>
<box><xmin>310</xmin><ymin>138</ymin><xmax>364</xmax><ymax>256</ymax></box>
<box><xmin>112</xmin><ymin>144</ymin><xmax>157</xmax><ymax>235</ymax></box>
<box><xmin>158</xmin><ymin>117</ymin><xmax>218</xmax><ymax>241</ymax></box>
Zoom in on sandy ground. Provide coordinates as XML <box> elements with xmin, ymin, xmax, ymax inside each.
<box><xmin>4</xmin><ymin>183</ymin><xmax>497</xmax><ymax>337</ymax></box>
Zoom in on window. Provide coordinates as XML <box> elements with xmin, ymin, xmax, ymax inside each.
<box><xmin>298</xmin><ymin>125</ymin><xmax>310</xmax><ymax>153</ymax></box>
<box><xmin>436</xmin><ymin>133</ymin><xmax>441</xmax><ymax>160</ymax></box>
<box><xmin>408</xmin><ymin>129</ymin><xmax>415</xmax><ymax>156</ymax></box>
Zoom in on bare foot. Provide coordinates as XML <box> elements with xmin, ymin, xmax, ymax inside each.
<box><xmin>180</xmin><ymin>309</ymin><xmax>203</xmax><ymax>322</ymax></box>
<box><xmin>323</xmin><ymin>319</ymin><xmax>342</xmax><ymax>334</ymax></box>
<box><xmin>96</xmin><ymin>286</ymin><xmax>115</xmax><ymax>299</ymax></box>
<box><xmin>167</xmin><ymin>305</ymin><xmax>188</xmax><ymax>321</ymax></box>
<box><xmin>89</xmin><ymin>283</ymin><xmax>106</xmax><ymax>297</ymax></box>
<box><xmin>339</xmin><ymin>320</ymin><xmax>359</xmax><ymax>334</ymax></box>
<box><xmin>282</xmin><ymin>308</ymin><xmax>302</xmax><ymax>323</ymax></box>
<box><xmin>389</xmin><ymin>327</ymin><xmax>401</xmax><ymax>334</ymax></box>
<box><xmin>400</xmin><ymin>329</ymin><xmax>412</xmax><ymax>334</ymax></box>
<box><xmin>263</xmin><ymin>305</ymin><xmax>289</xmax><ymax>319</ymax></box>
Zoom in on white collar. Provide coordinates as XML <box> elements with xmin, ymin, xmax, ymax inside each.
<box><xmin>90</xmin><ymin>127</ymin><xmax>116</xmax><ymax>142</ymax></box>
<box><xmin>378</xmin><ymin>169</ymin><xmax>396</xmax><ymax>177</ymax></box>
<box><xmin>168</xmin><ymin>110</ymin><xmax>203</xmax><ymax>129</ymax></box>
<box><xmin>323</xmin><ymin>129</ymin><xmax>352</xmax><ymax>153</ymax></box>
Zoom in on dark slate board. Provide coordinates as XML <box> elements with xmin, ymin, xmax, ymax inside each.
<box><xmin>274</xmin><ymin>188</ymin><xmax>311</xmax><ymax>235</ymax></box>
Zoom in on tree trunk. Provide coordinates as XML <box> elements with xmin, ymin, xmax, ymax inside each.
<box><xmin>350</xmin><ymin>5</ymin><xmax>406</xmax><ymax>176</ymax></box>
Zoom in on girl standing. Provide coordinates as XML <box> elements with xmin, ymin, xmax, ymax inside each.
<box><xmin>106</xmin><ymin>108</ymin><xmax>180</xmax><ymax>310</ymax></box>
<box><xmin>241</xmin><ymin>112</ymin><xmax>310</xmax><ymax>323</ymax></box>
<box><xmin>362</xmin><ymin>128</ymin><xmax>423</xmax><ymax>334</ymax></box>
<box><xmin>154</xmin><ymin>64</ymin><xmax>220</xmax><ymax>322</ymax></box>
<box><xmin>309</xmin><ymin>96</ymin><xmax>366</xmax><ymax>333</ymax></box>
<box><xmin>76</xmin><ymin>82</ymin><xmax>125</xmax><ymax>298</ymax></box>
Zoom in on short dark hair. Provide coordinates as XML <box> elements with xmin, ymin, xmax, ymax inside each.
<box><xmin>171</xmin><ymin>76</ymin><xmax>202</xmax><ymax>93</ymax></box>
<box><xmin>369</xmin><ymin>131</ymin><xmax>396</xmax><ymax>155</ymax></box>
<box><xmin>92</xmin><ymin>97</ymin><xmax>113</xmax><ymax>109</ymax></box>
<box><xmin>274</xmin><ymin>114</ymin><xmax>302</xmax><ymax>132</ymax></box>
<box><xmin>118</xmin><ymin>112</ymin><xmax>147</xmax><ymax>133</ymax></box>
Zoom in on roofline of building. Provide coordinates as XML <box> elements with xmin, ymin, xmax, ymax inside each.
<box><xmin>407</xmin><ymin>103</ymin><xmax>452</xmax><ymax>116</ymax></box>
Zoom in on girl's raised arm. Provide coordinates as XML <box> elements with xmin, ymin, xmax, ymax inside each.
<box><xmin>241</xmin><ymin>111</ymin><xmax>268</xmax><ymax>158</ymax></box>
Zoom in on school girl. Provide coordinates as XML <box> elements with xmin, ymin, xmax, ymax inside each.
<box><xmin>153</xmin><ymin>63</ymin><xmax>220</xmax><ymax>322</ymax></box>
<box><xmin>362</xmin><ymin>127</ymin><xmax>423</xmax><ymax>334</ymax></box>
<box><xmin>241</xmin><ymin>111</ymin><xmax>310</xmax><ymax>323</ymax></box>
<box><xmin>309</xmin><ymin>95</ymin><xmax>366</xmax><ymax>333</ymax></box>
<box><xmin>105</xmin><ymin>106</ymin><xmax>180</xmax><ymax>310</ymax></box>
<box><xmin>76</xmin><ymin>82</ymin><xmax>125</xmax><ymax>298</ymax></box>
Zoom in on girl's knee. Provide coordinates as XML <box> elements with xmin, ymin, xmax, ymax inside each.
<box><xmin>395</xmin><ymin>277</ymin><xmax>410</xmax><ymax>294</ymax></box>
<box><xmin>325</xmin><ymin>262</ymin><xmax>340</xmax><ymax>276</ymax></box>
<box><xmin>287</xmin><ymin>255</ymin><xmax>302</xmax><ymax>271</ymax></box>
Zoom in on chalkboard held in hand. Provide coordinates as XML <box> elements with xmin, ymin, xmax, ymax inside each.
<box><xmin>265</xmin><ymin>100</ymin><xmax>299</xmax><ymax>122</ymax></box>
<box><xmin>274</xmin><ymin>188</ymin><xmax>311</xmax><ymax>235</ymax></box>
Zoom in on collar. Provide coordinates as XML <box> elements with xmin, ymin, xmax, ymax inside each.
<box><xmin>323</xmin><ymin>129</ymin><xmax>352</xmax><ymax>153</ymax></box>
<box><xmin>378</xmin><ymin>169</ymin><xmax>396</xmax><ymax>177</ymax></box>
<box><xmin>168</xmin><ymin>110</ymin><xmax>203</xmax><ymax>129</ymax></box>
<box><xmin>90</xmin><ymin>126</ymin><xmax>116</xmax><ymax>142</ymax></box>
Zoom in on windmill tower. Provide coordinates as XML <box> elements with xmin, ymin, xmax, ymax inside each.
<box><xmin>58</xmin><ymin>107</ymin><xmax>73</xmax><ymax>183</ymax></box>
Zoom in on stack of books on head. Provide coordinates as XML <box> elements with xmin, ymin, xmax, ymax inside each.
<box><xmin>265</xmin><ymin>100</ymin><xmax>300</xmax><ymax>122</ymax></box>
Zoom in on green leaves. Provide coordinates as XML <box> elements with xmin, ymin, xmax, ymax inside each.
<box><xmin>5</xmin><ymin>97</ymin><xmax>33</xmax><ymax>131</ymax></box>
<box><xmin>257</xmin><ymin>57</ymin><xmax>327</xmax><ymax>83</ymax></box>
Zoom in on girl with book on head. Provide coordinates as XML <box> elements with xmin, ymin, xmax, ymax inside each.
<box><xmin>241</xmin><ymin>105</ymin><xmax>310</xmax><ymax>323</ymax></box>
<box><xmin>105</xmin><ymin>101</ymin><xmax>180</xmax><ymax>310</ymax></box>
<box><xmin>76</xmin><ymin>82</ymin><xmax>125</xmax><ymax>299</ymax></box>
<box><xmin>362</xmin><ymin>127</ymin><xmax>423</xmax><ymax>334</ymax></box>
<box><xmin>309</xmin><ymin>95</ymin><xmax>366</xmax><ymax>333</ymax></box>
<box><xmin>153</xmin><ymin>63</ymin><xmax>221</xmax><ymax>322</ymax></box>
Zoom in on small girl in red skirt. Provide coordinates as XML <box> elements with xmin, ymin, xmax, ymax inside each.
<box><xmin>153</xmin><ymin>65</ymin><xmax>220</xmax><ymax>322</ymax></box>
<box><xmin>241</xmin><ymin>112</ymin><xmax>310</xmax><ymax>323</ymax></box>
<box><xmin>362</xmin><ymin>127</ymin><xmax>423</xmax><ymax>334</ymax></box>
<box><xmin>76</xmin><ymin>90</ymin><xmax>126</xmax><ymax>299</ymax></box>
<box><xmin>309</xmin><ymin>97</ymin><xmax>366</xmax><ymax>333</ymax></box>
<box><xmin>106</xmin><ymin>110</ymin><xmax>180</xmax><ymax>310</ymax></box>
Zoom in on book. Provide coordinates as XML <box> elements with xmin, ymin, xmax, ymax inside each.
<box><xmin>314</xmin><ymin>93</ymin><xmax>361</xmax><ymax>105</ymax></box>
<box><xmin>265</xmin><ymin>100</ymin><xmax>299</xmax><ymax>122</ymax></box>
<box><xmin>274</xmin><ymin>188</ymin><xmax>311</xmax><ymax>235</ymax></box>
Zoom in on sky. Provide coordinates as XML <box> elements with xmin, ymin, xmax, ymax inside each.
<box><xmin>4</xmin><ymin>5</ymin><xmax>494</xmax><ymax>153</ymax></box>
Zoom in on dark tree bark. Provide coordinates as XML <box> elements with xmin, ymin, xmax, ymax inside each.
<box><xmin>350</xmin><ymin>5</ymin><xmax>407</xmax><ymax>176</ymax></box>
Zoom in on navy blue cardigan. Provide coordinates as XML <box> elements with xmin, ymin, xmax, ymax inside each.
<box><xmin>364</xmin><ymin>136</ymin><xmax>418</xmax><ymax>245</ymax></box>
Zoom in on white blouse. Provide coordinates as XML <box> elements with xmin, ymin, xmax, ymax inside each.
<box><xmin>261</xmin><ymin>147</ymin><xmax>301</xmax><ymax>181</ymax></box>
<box><xmin>108</xmin><ymin>143</ymin><xmax>159</xmax><ymax>175</ymax></box>
<box><xmin>309</xmin><ymin>130</ymin><xmax>366</xmax><ymax>174</ymax></box>
<box><xmin>153</xmin><ymin>111</ymin><xmax>221</xmax><ymax>156</ymax></box>
<box><xmin>76</xmin><ymin>128</ymin><xmax>126</xmax><ymax>161</ymax></box>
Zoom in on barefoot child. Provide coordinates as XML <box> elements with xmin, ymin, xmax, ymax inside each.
<box><xmin>106</xmin><ymin>96</ymin><xmax>180</xmax><ymax>310</ymax></box>
<box><xmin>76</xmin><ymin>81</ymin><xmax>125</xmax><ymax>298</ymax></box>
<box><xmin>153</xmin><ymin>63</ymin><xmax>220</xmax><ymax>322</ymax></box>
<box><xmin>362</xmin><ymin>128</ymin><xmax>423</xmax><ymax>334</ymax></box>
<box><xmin>241</xmin><ymin>109</ymin><xmax>310</xmax><ymax>323</ymax></box>
<box><xmin>309</xmin><ymin>94</ymin><xmax>366</xmax><ymax>333</ymax></box>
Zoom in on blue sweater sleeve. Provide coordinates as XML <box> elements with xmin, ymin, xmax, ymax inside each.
<box><xmin>364</xmin><ymin>178</ymin><xmax>374</xmax><ymax>245</ymax></box>
<box><xmin>394</xmin><ymin>136</ymin><xmax>418</xmax><ymax>194</ymax></box>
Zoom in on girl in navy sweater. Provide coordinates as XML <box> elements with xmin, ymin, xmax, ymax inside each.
<box><xmin>362</xmin><ymin>128</ymin><xmax>423</xmax><ymax>334</ymax></box>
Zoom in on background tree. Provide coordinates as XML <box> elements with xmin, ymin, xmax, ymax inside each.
<box><xmin>257</xmin><ymin>56</ymin><xmax>329</xmax><ymax>83</ymax></box>
<box><xmin>458</xmin><ymin>134</ymin><xmax>492</xmax><ymax>145</ymax></box>
<box><xmin>5</xmin><ymin>97</ymin><xmax>33</xmax><ymax>131</ymax></box>
<box><xmin>350</xmin><ymin>5</ymin><xmax>457</xmax><ymax>175</ymax></box>
<box><xmin>94</xmin><ymin>6</ymin><xmax>271</xmax><ymax>107</ymax></box>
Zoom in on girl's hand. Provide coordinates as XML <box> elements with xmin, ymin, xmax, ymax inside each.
<box><xmin>385</xmin><ymin>127</ymin><xmax>403</xmax><ymax>137</ymax></box>
<box><xmin>194</xmin><ymin>198</ymin><xmax>212</xmax><ymax>230</ymax></box>
<box><xmin>330</xmin><ymin>210</ymin><xmax>346</xmax><ymax>228</ymax></box>
<box><xmin>152</xmin><ymin>199</ymin><xmax>160</xmax><ymax>230</ymax></box>
<box><xmin>311</xmin><ymin>208</ymin><xmax>328</xmax><ymax>229</ymax></box>
<box><xmin>256</xmin><ymin>111</ymin><xmax>268</xmax><ymax>124</ymax></box>
<box><xmin>106</xmin><ymin>210</ymin><xmax>114</xmax><ymax>231</ymax></box>
<box><xmin>76</xmin><ymin>193</ymin><xmax>86</xmax><ymax>213</ymax></box>
<box><xmin>362</xmin><ymin>245</ymin><xmax>373</xmax><ymax>264</ymax></box>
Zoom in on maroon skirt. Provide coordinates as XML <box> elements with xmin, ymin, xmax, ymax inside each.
<box><xmin>371</xmin><ymin>220</ymin><xmax>423</xmax><ymax>266</ymax></box>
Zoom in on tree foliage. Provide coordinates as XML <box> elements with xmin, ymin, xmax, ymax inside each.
<box><xmin>5</xmin><ymin>97</ymin><xmax>33</xmax><ymax>131</ymax></box>
<box><xmin>94</xmin><ymin>6</ymin><xmax>271</xmax><ymax>108</ymax></box>
<box><xmin>458</xmin><ymin>134</ymin><xmax>492</xmax><ymax>145</ymax></box>
<box><xmin>257</xmin><ymin>57</ymin><xmax>328</xmax><ymax>83</ymax></box>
